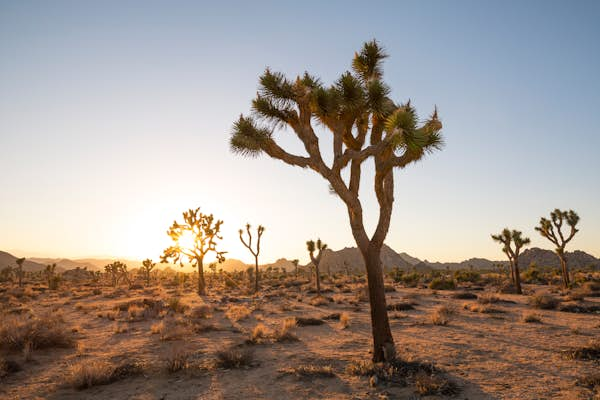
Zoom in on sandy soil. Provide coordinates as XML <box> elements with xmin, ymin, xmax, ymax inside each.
<box><xmin>0</xmin><ymin>280</ymin><xmax>599</xmax><ymax>400</ymax></box>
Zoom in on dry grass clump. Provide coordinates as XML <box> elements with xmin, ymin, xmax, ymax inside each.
<box><xmin>309</xmin><ymin>296</ymin><xmax>329</xmax><ymax>306</ymax></box>
<box><xmin>274</xmin><ymin>317</ymin><xmax>299</xmax><ymax>342</ymax></box>
<box><xmin>339</xmin><ymin>312</ymin><xmax>350</xmax><ymax>329</ymax></box>
<box><xmin>0</xmin><ymin>312</ymin><xmax>75</xmax><ymax>352</ymax></box>
<box><xmin>214</xmin><ymin>346</ymin><xmax>254</xmax><ymax>369</ymax></box>
<box><xmin>166</xmin><ymin>297</ymin><xmax>189</xmax><ymax>314</ymax></box>
<box><xmin>529</xmin><ymin>293</ymin><xmax>560</xmax><ymax>309</ymax></box>
<box><xmin>477</xmin><ymin>293</ymin><xmax>500</xmax><ymax>304</ymax></box>
<box><xmin>188</xmin><ymin>304</ymin><xmax>212</xmax><ymax>320</ymax></box>
<box><xmin>431</xmin><ymin>305</ymin><xmax>454</xmax><ymax>326</ymax></box>
<box><xmin>68</xmin><ymin>360</ymin><xmax>143</xmax><ymax>390</ymax></box>
<box><xmin>522</xmin><ymin>312</ymin><xmax>542</xmax><ymax>323</ymax></box>
<box><xmin>562</xmin><ymin>341</ymin><xmax>600</xmax><ymax>361</ymax></box>
<box><xmin>463</xmin><ymin>303</ymin><xmax>503</xmax><ymax>314</ymax></box>
<box><xmin>164</xmin><ymin>345</ymin><xmax>190</xmax><ymax>373</ymax></box>
<box><xmin>249</xmin><ymin>323</ymin><xmax>270</xmax><ymax>344</ymax></box>
<box><xmin>225</xmin><ymin>304</ymin><xmax>252</xmax><ymax>322</ymax></box>
<box><xmin>279</xmin><ymin>364</ymin><xmax>335</xmax><ymax>378</ymax></box>
<box><xmin>414</xmin><ymin>370</ymin><xmax>460</xmax><ymax>396</ymax></box>
<box><xmin>151</xmin><ymin>319</ymin><xmax>189</xmax><ymax>341</ymax></box>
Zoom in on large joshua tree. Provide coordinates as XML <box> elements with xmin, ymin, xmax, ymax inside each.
<box><xmin>229</xmin><ymin>40</ymin><xmax>443</xmax><ymax>361</ymax></box>
<box><xmin>491</xmin><ymin>229</ymin><xmax>530</xmax><ymax>294</ymax></box>
<box><xmin>535</xmin><ymin>209</ymin><xmax>579</xmax><ymax>288</ymax></box>
<box><xmin>239</xmin><ymin>223</ymin><xmax>265</xmax><ymax>293</ymax></box>
<box><xmin>306</xmin><ymin>239</ymin><xmax>327</xmax><ymax>296</ymax></box>
<box><xmin>161</xmin><ymin>208</ymin><xmax>226</xmax><ymax>295</ymax></box>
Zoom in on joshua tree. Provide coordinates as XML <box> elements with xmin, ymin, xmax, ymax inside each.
<box><xmin>491</xmin><ymin>229</ymin><xmax>530</xmax><ymax>294</ymax></box>
<box><xmin>306</xmin><ymin>239</ymin><xmax>327</xmax><ymax>296</ymax></box>
<box><xmin>141</xmin><ymin>258</ymin><xmax>156</xmax><ymax>286</ymax></box>
<box><xmin>292</xmin><ymin>259</ymin><xmax>299</xmax><ymax>278</ymax></box>
<box><xmin>239</xmin><ymin>223</ymin><xmax>265</xmax><ymax>293</ymax></box>
<box><xmin>535</xmin><ymin>209</ymin><xmax>579</xmax><ymax>288</ymax></box>
<box><xmin>45</xmin><ymin>263</ymin><xmax>58</xmax><ymax>289</ymax></box>
<box><xmin>15</xmin><ymin>257</ymin><xmax>25</xmax><ymax>287</ymax></box>
<box><xmin>104</xmin><ymin>261</ymin><xmax>128</xmax><ymax>287</ymax></box>
<box><xmin>230</xmin><ymin>40</ymin><xmax>443</xmax><ymax>361</ymax></box>
<box><xmin>161</xmin><ymin>208</ymin><xmax>226</xmax><ymax>295</ymax></box>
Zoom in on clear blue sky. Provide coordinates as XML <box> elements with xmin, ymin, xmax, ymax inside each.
<box><xmin>1</xmin><ymin>0</ymin><xmax>598</xmax><ymax>263</ymax></box>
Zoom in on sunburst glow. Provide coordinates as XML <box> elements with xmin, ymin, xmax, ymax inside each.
<box><xmin>178</xmin><ymin>230</ymin><xmax>196</xmax><ymax>253</ymax></box>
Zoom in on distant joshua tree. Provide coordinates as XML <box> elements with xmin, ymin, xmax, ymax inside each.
<box><xmin>161</xmin><ymin>208</ymin><xmax>226</xmax><ymax>295</ymax></box>
<box><xmin>230</xmin><ymin>40</ymin><xmax>443</xmax><ymax>361</ymax></box>
<box><xmin>535</xmin><ymin>209</ymin><xmax>579</xmax><ymax>288</ymax></box>
<box><xmin>141</xmin><ymin>258</ymin><xmax>156</xmax><ymax>286</ymax></box>
<box><xmin>45</xmin><ymin>263</ymin><xmax>59</xmax><ymax>289</ymax></box>
<box><xmin>15</xmin><ymin>257</ymin><xmax>25</xmax><ymax>287</ymax></box>
<box><xmin>491</xmin><ymin>229</ymin><xmax>530</xmax><ymax>294</ymax></box>
<box><xmin>104</xmin><ymin>261</ymin><xmax>128</xmax><ymax>288</ymax></box>
<box><xmin>292</xmin><ymin>259</ymin><xmax>299</xmax><ymax>278</ymax></box>
<box><xmin>239</xmin><ymin>223</ymin><xmax>265</xmax><ymax>293</ymax></box>
<box><xmin>306</xmin><ymin>239</ymin><xmax>327</xmax><ymax>296</ymax></box>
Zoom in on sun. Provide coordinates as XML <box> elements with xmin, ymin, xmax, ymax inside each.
<box><xmin>178</xmin><ymin>230</ymin><xmax>196</xmax><ymax>253</ymax></box>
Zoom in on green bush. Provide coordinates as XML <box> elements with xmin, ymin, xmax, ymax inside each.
<box><xmin>429</xmin><ymin>277</ymin><xmax>456</xmax><ymax>290</ymax></box>
<box><xmin>453</xmin><ymin>270</ymin><xmax>480</xmax><ymax>283</ymax></box>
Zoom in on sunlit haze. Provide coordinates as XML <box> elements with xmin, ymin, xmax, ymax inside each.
<box><xmin>1</xmin><ymin>1</ymin><xmax>599</xmax><ymax>264</ymax></box>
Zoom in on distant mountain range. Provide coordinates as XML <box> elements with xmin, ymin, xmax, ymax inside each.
<box><xmin>1</xmin><ymin>246</ymin><xmax>598</xmax><ymax>274</ymax></box>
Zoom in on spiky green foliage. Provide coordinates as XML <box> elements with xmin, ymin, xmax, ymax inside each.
<box><xmin>239</xmin><ymin>223</ymin><xmax>265</xmax><ymax>293</ymax></box>
<box><xmin>161</xmin><ymin>208</ymin><xmax>226</xmax><ymax>295</ymax></box>
<box><xmin>535</xmin><ymin>209</ymin><xmax>580</xmax><ymax>287</ymax></box>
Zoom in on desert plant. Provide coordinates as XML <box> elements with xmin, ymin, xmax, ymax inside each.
<box><xmin>15</xmin><ymin>257</ymin><xmax>25</xmax><ymax>287</ymax></box>
<box><xmin>306</xmin><ymin>238</ymin><xmax>327</xmax><ymax>296</ymax></box>
<box><xmin>339</xmin><ymin>312</ymin><xmax>350</xmax><ymax>329</ymax></box>
<box><xmin>45</xmin><ymin>263</ymin><xmax>58</xmax><ymax>288</ymax></box>
<box><xmin>161</xmin><ymin>208</ymin><xmax>226</xmax><ymax>295</ymax></box>
<box><xmin>239</xmin><ymin>223</ymin><xmax>265</xmax><ymax>293</ymax></box>
<box><xmin>215</xmin><ymin>347</ymin><xmax>254</xmax><ymax>369</ymax></box>
<box><xmin>229</xmin><ymin>40</ymin><xmax>443</xmax><ymax>362</ymax></box>
<box><xmin>429</xmin><ymin>277</ymin><xmax>455</xmax><ymax>290</ymax></box>
<box><xmin>529</xmin><ymin>293</ymin><xmax>560</xmax><ymax>310</ymax></box>
<box><xmin>491</xmin><ymin>228</ymin><xmax>530</xmax><ymax>294</ymax></box>
<box><xmin>104</xmin><ymin>261</ymin><xmax>129</xmax><ymax>288</ymax></box>
<box><xmin>140</xmin><ymin>258</ymin><xmax>156</xmax><ymax>286</ymax></box>
<box><xmin>292</xmin><ymin>259</ymin><xmax>299</xmax><ymax>278</ymax></box>
<box><xmin>0</xmin><ymin>312</ymin><xmax>75</xmax><ymax>351</ymax></box>
<box><xmin>274</xmin><ymin>317</ymin><xmax>299</xmax><ymax>342</ymax></box>
<box><xmin>535</xmin><ymin>209</ymin><xmax>579</xmax><ymax>288</ymax></box>
<box><xmin>431</xmin><ymin>305</ymin><xmax>453</xmax><ymax>325</ymax></box>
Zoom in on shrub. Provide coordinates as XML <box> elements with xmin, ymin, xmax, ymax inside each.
<box><xmin>386</xmin><ymin>302</ymin><xmax>415</xmax><ymax>311</ymax></box>
<box><xmin>431</xmin><ymin>305</ymin><xmax>453</xmax><ymax>326</ymax></box>
<box><xmin>214</xmin><ymin>347</ymin><xmax>254</xmax><ymax>369</ymax></box>
<box><xmin>166</xmin><ymin>297</ymin><xmax>189</xmax><ymax>314</ymax></box>
<box><xmin>296</xmin><ymin>317</ymin><xmax>324</xmax><ymax>326</ymax></box>
<box><xmin>414</xmin><ymin>371</ymin><xmax>459</xmax><ymax>396</ymax></box>
<box><xmin>463</xmin><ymin>303</ymin><xmax>503</xmax><ymax>313</ymax></box>
<box><xmin>68</xmin><ymin>360</ymin><xmax>113</xmax><ymax>389</ymax></box>
<box><xmin>250</xmin><ymin>323</ymin><xmax>270</xmax><ymax>344</ymax></box>
<box><xmin>188</xmin><ymin>304</ymin><xmax>212</xmax><ymax>320</ymax></box>
<box><xmin>529</xmin><ymin>294</ymin><xmax>560</xmax><ymax>310</ymax></box>
<box><xmin>562</xmin><ymin>341</ymin><xmax>600</xmax><ymax>361</ymax></box>
<box><xmin>477</xmin><ymin>293</ymin><xmax>500</xmax><ymax>304</ymax></box>
<box><xmin>309</xmin><ymin>296</ymin><xmax>329</xmax><ymax>306</ymax></box>
<box><xmin>0</xmin><ymin>312</ymin><xmax>75</xmax><ymax>352</ymax></box>
<box><xmin>429</xmin><ymin>277</ymin><xmax>456</xmax><ymax>290</ymax></box>
<box><xmin>453</xmin><ymin>270</ymin><xmax>480</xmax><ymax>283</ymax></box>
<box><xmin>522</xmin><ymin>313</ymin><xmax>542</xmax><ymax>323</ymax></box>
<box><xmin>279</xmin><ymin>364</ymin><xmax>335</xmax><ymax>378</ymax></box>
<box><xmin>164</xmin><ymin>345</ymin><xmax>189</xmax><ymax>373</ymax></box>
<box><xmin>274</xmin><ymin>318</ymin><xmax>299</xmax><ymax>342</ymax></box>
<box><xmin>225</xmin><ymin>305</ymin><xmax>252</xmax><ymax>322</ymax></box>
<box><xmin>451</xmin><ymin>292</ymin><xmax>478</xmax><ymax>300</ymax></box>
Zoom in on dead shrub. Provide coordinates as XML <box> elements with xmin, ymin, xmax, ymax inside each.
<box><xmin>249</xmin><ymin>323</ymin><xmax>270</xmax><ymax>344</ymax></box>
<box><xmin>164</xmin><ymin>345</ymin><xmax>190</xmax><ymax>373</ymax></box>
<box><xmin>463</xmin><ymin>303</ymin><xmax>503</xmax><ymax>314</ymax></box>
<box><xmin>167</xmin><ymin>297</ymin><xmax>189</xmax><ymax>314</ymax></box>
<box><xmin>68</xmin><ymin>360</ymin><xmax>142</xmax><ymax>389</ymax></box>
<box><xmin>225</xmin><ymin>304</ymin><xmax>252</xmax><ymax>322</ymax></box>
<box><xmin>214</xmin><ymin>347</ymin><xmax>254</xmax><ymax>369</ymax></box>
<box><xmin>339</xmin><ymin>312</ymin><xmax>350</xmax><ymax>329</ymax></box>
<box><xmin>431</xmin><ymin>305</ymin><xmax>453</xmax><ymax>326</ymax></box>
<box><xmin>529</xmin><ymin>294</ymin><xmax>560</xmax><ymax>310</ymax></box>
<box><xmin>188</xmin><ymin>304</ymin><xmax>212</xmax><ymax>320</ymax></box>
<box><xmin>274</xmin><ymin>318</ymin><xmax>299</xmax><ymax>342</ymax></box>
<box><xmin>0</xmin><ymin>312</ymin><xmax>75</xmax><ymax>352</ymax></box>
<box><xmin>279</xmin><ymin>364</ymin><xmax>335</xmax><ymax>378</ymax></box>
<box><xmin>414</xmin><ymin>371</ymin><xmax>459</xmax><ymax>396</ymax></box>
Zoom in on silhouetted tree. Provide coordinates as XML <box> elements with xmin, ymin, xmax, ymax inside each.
<box><xmin>307</xmin><ymin>239</ymin><xmax>327</xmax><ymax>296</ymax></box>
<box><xmin>161</xmin><ymin>208</ymin><xmax>226</xmax><ymax>295</ymax></box>
<box><xmin>292</xmin><ymin>259</ymin><xmax>299</xmax><ymax>278</ymax></box>
<box><xmin>535</xmin><ymin>209</ymin><xmax>579</xmax><ymax>288</ymax></box>
<box><xmin>230</xmin><ymin>40</ymin><xmax>443</xmax><ymax>361</ymax></box>
<box><xmin>15</xmin><ymin>257</ymin><xmax>25</xmax><ymax>287</ymax></box>
<box><xmin>491</xmin><ymin>229</ymin><xmax>530</xmax><ymax>294</ymax></box>
<box><xmin>45</xmin><ymin>263</ymin><xmax>59</xmax><ymax>289</ymax></box>
<box><xmin>141</xmin><ymin>258</ymin><xmax>156</xmax><ymax>286</ymax></box>
<box><xmin>239</xmin><ymin>223</ymin><xmax>265</xmax><ymax>293</ymax></box>
<box><xmin>104</xmin><ymin>261</ymin><xmax>128</xmax><ymax>287</ymax></box>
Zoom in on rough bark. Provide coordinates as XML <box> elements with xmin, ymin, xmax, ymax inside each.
<box><xmin>315</xmin><ymin>263</ymin><xmax>321</xmax><ymax>296</ymax></box>
<box><xmin>254</xmin><ymin>256</ymin><xmax>259</xmax><ymax>293</ymax></box>
<box><xmin>514</xmin><ymin>260</ymin><xmax>522</xmax><ymax>294</ymax></box>
<box><xmin>196</xmin><ymin>257</ymin><xmax>206</xmax><ymax>295</ymax></box>
<box><xmin>559</xmin><ymin>255</ymin><xmax>570</xmax><ymax>288</ymax></box>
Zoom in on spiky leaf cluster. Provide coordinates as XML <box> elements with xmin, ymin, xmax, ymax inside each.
<box><xmin>535</xmin><ymin>209</ymin><xmax>579</xmax><ymax>253</ymax></box>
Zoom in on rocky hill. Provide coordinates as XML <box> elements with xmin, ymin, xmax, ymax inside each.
<box><xmin>0</xmin><ymin>251</ymin><xmax>53</xmax><ymax>272</ymax></box>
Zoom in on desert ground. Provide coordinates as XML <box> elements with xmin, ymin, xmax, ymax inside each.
<box><xmin>1</xmin><ymin>273</ymin><xmax>599</xmax><ymax>400</ymax></box>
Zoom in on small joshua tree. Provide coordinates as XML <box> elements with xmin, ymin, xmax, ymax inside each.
<box><xmin>45</xmin><ymin>263</ymin><xmax>60</xmax><ymax>290</ymax></box>
<box><xmin>104</xmin><ymin>261</ymin><xmax>128</xmax><ymax>288</ymax></box>
<box><xmin>535</xmin><ymin>209</ymin><xmax>579</xmax><ymax>288</ymax></box>
<box><xmin>15</xmin><ymin>257</ymin><xmax>25</xmax><ymax>287</ymax></box>
<box><xmin>292</xmin><ymin>259</ymin><xmax>299</xmax><ymax>278</ymax></box>
<box><xmin>306</xmin><ymin>239</ymin><xmax>327</xmax><ymax>296</ymax></box>
<box><xmin>141</xmin><ymin>259</ymin><xmax>156</xmax><ymax>286</ymax></box>
<box><xmin>161</xmin><ymin>208</ymin><xmax>226</xmax><ymax>295</ymax></box>
<box><xmin>491</xmin><ymin>229</ymin><xmax>530</xmax><ymax>294</ymax></box>
<box><xmin>239</xmin><ymin>223</ymin><xmax>265</xmax><ymax>293</ymax></box>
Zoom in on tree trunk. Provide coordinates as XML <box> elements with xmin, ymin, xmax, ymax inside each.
<box><xmin>18</xmin><ymin>267</ymin><xmax>23</xmax><ymax>288</ymax></box>
<box><xmin>254</xmin><ymin>256</ymin><xmax>259</xmax><ymax>293</ymax></box>
<box><xmin>363</xmin><ymin>245</ymin><xmax>395</xmax><ymax>362</ymax></box>
<box><xmin>509</xmin><ymin>261</ymin><xmax>515</xmax><ymax>285</ymax></box>
<box><xmin>315</xmin><ymin>263</ymin><xmax>321</xmax><ymax>296</ymax></box>
<box><xmin>197</xmin><ymin>257</ymin><xmax>206</xmax><ymax>295</ymax></box>
<box><xmin>514</xmin><ymin>260</ymin><xmax>522</xmax><ymax>295</ymax></box>
<box><xmin>559</xmin><ymin>255</ymin><xmax>570</xmax><ymax>288</ymax></box>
